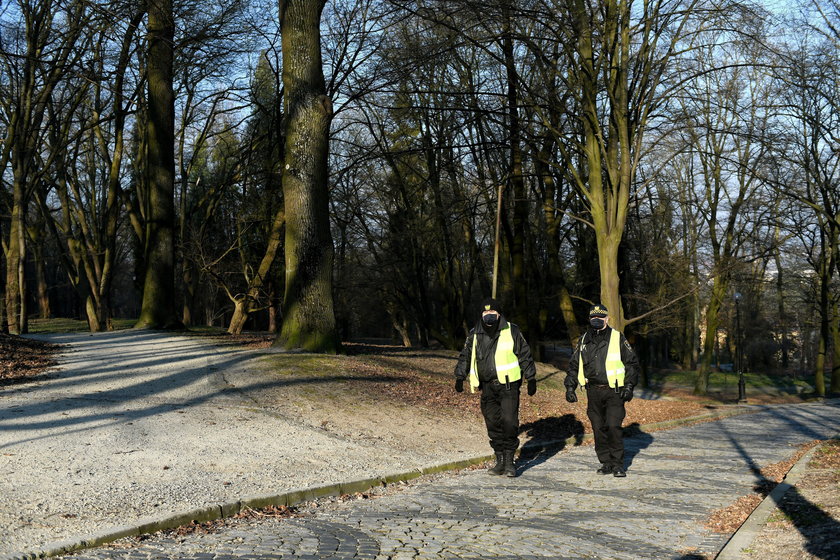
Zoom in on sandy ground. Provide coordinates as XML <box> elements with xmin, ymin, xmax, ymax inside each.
<box><xmin>0</xmin><ymin>331</ymin><xmax>487</xmax><ymax>557</ymax></box>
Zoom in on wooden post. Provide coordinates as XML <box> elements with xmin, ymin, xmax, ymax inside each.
<box><xmin>492</xmin><ymin>182</ymin><xmax>503</xmax><ymax>299</ymax></box>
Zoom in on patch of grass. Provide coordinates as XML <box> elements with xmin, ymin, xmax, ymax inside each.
<box><xmin>810</xmin><ymin>438</ymin><xmax>840</xmax><ymax>469</ymax></box>
<box><xmin>184</xmin><ymin>325</ymin><xmax>229</xmax><ymax>335</ymax></box>
<box><xmin>28</xmin><ymin>317</ymin><xmax>136</xmax><ymax>333</ymax></box>
<box><xmin>767</xmin><ymin>509</ymin><xmax>791</xmax><ymax>523</ymax></box>
<box><xmin>648</xmin><ymin>368</ymin><xmax>813</xmax><ymax>392</ymax></box>
<box><xmin>263</xmin><ymin>354</ymin><xmax>344</xmax><ymax>377</ymax></box>
<box><xmin>776</xmin><ymin>500</ymin><xmax>829</xmax><ymax>527</ymax></box>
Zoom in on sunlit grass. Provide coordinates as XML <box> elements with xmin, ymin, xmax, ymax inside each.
<box><xmin>649</xmin><ymin>368</ymin><xmax>814</xmax><ymax>390</ymax></box>
<box><xmin>27</xmin><ymin>317</ymin><xmax>136</xmax><ymax>333</ymax></box>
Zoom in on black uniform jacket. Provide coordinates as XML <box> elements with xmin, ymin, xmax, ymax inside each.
<box><xmin>454</xmin><ymin>317</ymin><xmax>537</xmax><ymax>388</ymax></box>
<box><xmin>564</xmin><ymin>326</ymin><xmax>640</xmax><ymax>389</ymax></box>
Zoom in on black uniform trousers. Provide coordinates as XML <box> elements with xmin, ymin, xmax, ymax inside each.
<box><xmin>480</xmin><ymin>379</ymin><xmax>521</xmax><ymax>453</ymax></box>
<box><xmin>586</xmin><ymin>385</ymin><xmax>626</xmax><ymax>468</ymax></box>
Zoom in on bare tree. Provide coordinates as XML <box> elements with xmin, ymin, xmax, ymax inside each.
<box><xmin>773</xmin><ymin>32</ymin><xmax>840</xmax><ymax>395</ymax></box>
<box><xmin>0</xmin><ymin>0</ymin><xmax>91</xmax><ymax>334</ymax></box>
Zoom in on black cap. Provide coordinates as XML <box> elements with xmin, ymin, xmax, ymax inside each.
<box><xmin>589</xmin><ymin>304</ymin><xmax>608</xmax><ymax>317</ymax></box>
<box><xmin>481</xmin><ymin>297</ymin><xmax>501</xmax><ymax>314</ymax></box>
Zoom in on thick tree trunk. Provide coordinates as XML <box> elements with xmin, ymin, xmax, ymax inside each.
<box><xmin>136</xmin><ymin>0</ymin><xmax>181</xmax><ymax>330</ymax></box>
<box><xmin>813</xmin><ymin>254</ymin><xmax>830</xmax><ymax>396</ymax></box>
<box><xmin>273</xmin><ymin>0</ymin><xmax>338</xmax><ymax>353</ymax></box>
<box><xmin>5</xmin><ymin>182</ymin><xmax>25</xmax><ymax>335</ymax></box>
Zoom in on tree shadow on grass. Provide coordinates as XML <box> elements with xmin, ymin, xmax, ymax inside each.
<box><xmin>770</xmin><ymin>484</ymin><xmax>840</xmax><ymax>560</ymax></box>
<box><xmin>516</xmin><ymin>414</ymin><xmax>585</xmax><ymax>474</ymax></box>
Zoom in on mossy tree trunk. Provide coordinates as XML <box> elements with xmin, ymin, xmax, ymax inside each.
<box><xmin>136</xmin><ymin>0</ymin><xmax>181</xmax><ymax>330</ymax></box>
<box><xmin>5</xmin><ymin>180</ymin><xmax>26</xmax><ymax>334</ymax></box>
<box><xmin>273</xmin><ymin>0</ymin><xmax>338</xmax><ymax>353</ymax></box>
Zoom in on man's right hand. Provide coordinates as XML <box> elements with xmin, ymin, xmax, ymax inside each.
<box><xmin>565</xmin><ymin>389</ymin><xmax>578</xmax><ymax>403</ymax></box>
<box><xmin>455</xmin><ymin>378</ymin><xmax>464</xmax><ymax>393</ymax></box>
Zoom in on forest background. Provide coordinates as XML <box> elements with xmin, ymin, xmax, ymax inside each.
<box><xmin>1</xmin><ymin>0</ymin><xmax>838</xmax><ymax>396</ymax></box>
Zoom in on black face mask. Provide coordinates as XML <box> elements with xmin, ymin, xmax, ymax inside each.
<box><xmin>482</xmin><ymin>314</ymin><xmax>499</xmax><ymax>328</ymax></box>
<box><xmin>589</xmin><ymin>317</ymin><xmax>606</xmax><ymax>330</ymax></box>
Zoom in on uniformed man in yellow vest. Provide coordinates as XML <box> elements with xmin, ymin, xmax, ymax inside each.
<box><xmin>565</xmin><ymin>304</ymin><xmax>640</xmax><ymax>477</ymax></box>
<box><xmin>454</xmin><ymin>298</ymin><xmax>537</xmax><ymax>477</ymax></box>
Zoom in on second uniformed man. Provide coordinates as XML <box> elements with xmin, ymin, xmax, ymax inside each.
<box><xmin>565</xmin><ymin>304</ymin><xmax>640</xmax><ymax>477</ymax></box>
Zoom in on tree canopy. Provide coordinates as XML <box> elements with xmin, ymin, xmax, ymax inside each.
<box><xmin>1</xmin><ymin>0</ymin><xmax>837</xmax><ymax>394</ymax></box>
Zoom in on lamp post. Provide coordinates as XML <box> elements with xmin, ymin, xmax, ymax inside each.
<box><xmin>734</xmin><ymin>292</ymin><xmax>746</xmax><ymax>403</ymax></box>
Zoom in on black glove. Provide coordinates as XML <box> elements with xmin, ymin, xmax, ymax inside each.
<box><xmin>455</xmin><ymin>378</ymin><xmax>464</xmax><ymax>393</ymax></box>
<box><xmin>565</xmin><ymin>388</ymin><xmax>578</xmax><ymax>403</ymax></box>
<box><xmin>527</xmin><ymin>378</ymin><xmax>537</xmax><ymax>396</ymax></box>
<box><xmin>620</xmin><ymin>384</ymin><xmax>634</xmax><ymax>402</ymax></box>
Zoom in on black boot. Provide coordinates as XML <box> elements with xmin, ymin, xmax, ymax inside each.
<box><xmin>503</xmin><ymin>450</ymin><xmax>516</xmax><ymax>477</ymax></box>
<box><xmin>487</xmin><ymin>452</ymin><xmax>505</xmax><ymax>475</ymax></box>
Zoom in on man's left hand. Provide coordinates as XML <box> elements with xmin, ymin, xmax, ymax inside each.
<box><xmin>527</xmin><ymin>378</ymin><xmax>537</xmax><ymax>396</ymax></box>
<box><xmin>620</xmin><ymin>384</ymin><xmax>634</xmax><ymax>402</ymax></box>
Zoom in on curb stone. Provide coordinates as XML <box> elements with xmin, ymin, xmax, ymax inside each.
<box><xmin>714</xmin><ymin>434</ymin><xmax>839</xmax><ymax>560</ymax></box>
<box><xmin>0</xmin><ymin>405</ymin><xmax>757</xmax><ymax>560</ymax></box>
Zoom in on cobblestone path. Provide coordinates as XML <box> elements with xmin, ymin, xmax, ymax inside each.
<box><xmin>57</xmin><ymin>402</ymin><xmax>840</xmax><ymax>560</ymax></box>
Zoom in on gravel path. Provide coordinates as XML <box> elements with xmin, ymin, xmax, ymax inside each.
<box><xmin>0</xmin><ymin>331</ymin><xmax>487</xmax><ymax>557</ymax></box>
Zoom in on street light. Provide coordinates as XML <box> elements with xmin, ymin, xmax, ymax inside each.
<box><xmin>734</xmin><ymin>292</ymin><xmax>746</xmax><ymax>403</ymax></box>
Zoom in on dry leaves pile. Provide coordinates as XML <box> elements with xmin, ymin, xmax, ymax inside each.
<box><xmin>705</xmin><ymin>440</ymin><xmax>822</xmax><ymax>533</ymax></box>
<box><xmin>0</xmin><ymin>333</ymin><xmax>58</xmax><ymax>384</ymax></box>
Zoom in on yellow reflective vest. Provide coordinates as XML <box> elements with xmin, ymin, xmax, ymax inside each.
<box><xmin>577</xmin><ymin>329</ymin><xmax>626</xmax><ymax>388</ymax></box>
<box><xmin>468</xmin><ymin>326</ymin><xmax>521</xmax><ymax>393</ymax></box>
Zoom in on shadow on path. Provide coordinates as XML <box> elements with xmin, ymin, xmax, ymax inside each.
<box><xmin>623</xmin><ymin>422</ymin><xmax>655</xmax><ymax>470</ymax></box>
<box><xmin>0</xmin><ymin>332</ymin><xmax>402</xmax><ymax>449</ymax></box>
<box><xmin>516</xmin><ymin>414</ymin><xmax>585</xmax><ymax>474</ymax></box>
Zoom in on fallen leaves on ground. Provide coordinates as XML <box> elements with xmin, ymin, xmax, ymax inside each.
<box><xmin>0</xmin><ymin>333</ymin><xmax>59</xmax><ymax>384</ymax></box>
<box><xmin>706</xmin><ymin>440</ymin><xmax>821</xmax><ymax>533</ymax></box>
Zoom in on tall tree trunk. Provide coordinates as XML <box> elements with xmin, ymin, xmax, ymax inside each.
<box><xmin>830</xmin><ymin>300</ymin><xmax>840</xmax><ymax>395</ymax></box>
<box><xmin>5</xmin><ymin>178</ymin><xmax>26</xmax><ymax>335</ymax></box>
<box><xmin>273</xmin><ymin>0</ymin><xmax>338</xmax><ymax>353</ymax></box>
<box><xmin>136</xmin><ymin>0</ymin><xmax>181</xmax><ymax>329</ymax></box>
<box><xmin>30</xmin><ymin>225</ymin><xmax>51</xmax><ymax>320</ymax></box>
<box><xmin>571</xmin><ymin>0</ymin><xmax>629</xmax><ymax>331</ymax></box>
<box><xmin>813</xmin><ymin>248</ymin><xmax>831</xmax><ymax>396</ymax></box>
<box><xmin>774</xmin><ymin>244</ymin><xmax>788</xmax><ymax>369</ymax></box>
<box><xmin>694</xmin><ymin>277</ymin><xmax>728</xmax><ymax>395</ymax></box>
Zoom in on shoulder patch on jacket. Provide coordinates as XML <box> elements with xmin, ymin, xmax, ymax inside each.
<box><xmin>623</xmin><ymin>339</ymin><xmax>633</xmax><ymax>351</ymax></box>
<box><xmin>463</xmin><ymin>329</ymin><xmax>476</xmax><ymax>349</ymax></box>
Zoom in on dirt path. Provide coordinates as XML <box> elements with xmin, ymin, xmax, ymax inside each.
<box><xmin>0</xmin><ymin>331</ymin><xmax>487</xmax><ymax>556</ymax></box>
